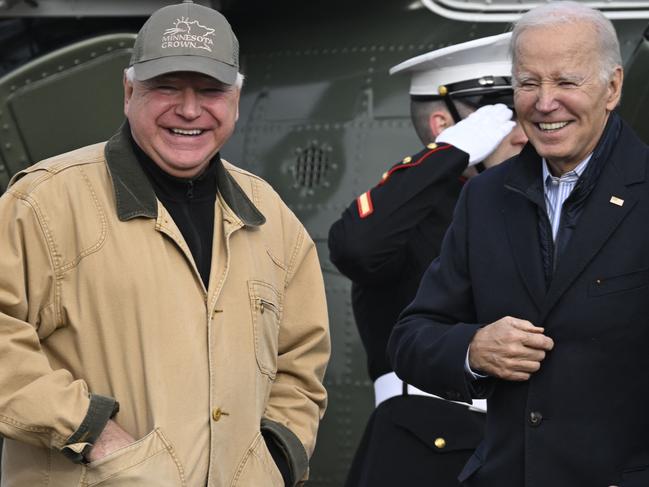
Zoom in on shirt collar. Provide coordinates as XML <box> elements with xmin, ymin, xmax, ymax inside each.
<box><xmin>542</xmin><ymin>155</ymin><xmax>591</xmax><ymax>185</ymax></box>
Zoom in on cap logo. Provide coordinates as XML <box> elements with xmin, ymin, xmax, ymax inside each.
<box><xmin>162</xmin><ymin>17</ymin><xmax>215</xmax><ymax>52</ymax></box>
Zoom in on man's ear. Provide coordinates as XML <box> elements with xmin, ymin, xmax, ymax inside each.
<box><xmin>428</xmin><ymin>110</ymin><xmax>455</xmax><ymax>138</ymax></box>
<box><xmin>605</xmin><ymin>66</ymin><xmax>623</xmax><ymax>111</ymax></box>
<box><xmin>123</xmin><ymin>71</ymin><xmax>134</xmax><ymax>117</ymax></box>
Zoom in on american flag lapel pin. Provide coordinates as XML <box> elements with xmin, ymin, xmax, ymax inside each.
<box><xmin>609</xmin><ymin>196</ymin><xmax>624</xmax><ymax>207</ymax></box>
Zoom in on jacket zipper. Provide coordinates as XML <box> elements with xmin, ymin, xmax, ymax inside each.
<box><xmin>504</xmin><ymin>183</ymin><xmax>555</xmax><ymax>278</ymax></box>
<box><xmin>258</xmin><ymin>298</ymin><xmax>280</xmax><ymax>318</ymax></box>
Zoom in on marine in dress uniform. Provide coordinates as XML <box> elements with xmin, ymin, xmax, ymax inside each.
<box><xmin>328</xmin><ymin>33</ymin><xmax>527</xmax><ymax>486</ymax></box>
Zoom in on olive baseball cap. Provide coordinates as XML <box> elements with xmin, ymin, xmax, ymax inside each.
<box><xmin>130</xmin><ymin>0</ymin><xmax>239</xmax><ymax>84</ymax></box>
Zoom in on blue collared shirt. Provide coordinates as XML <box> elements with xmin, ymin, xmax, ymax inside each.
<box><xmin>542</xmin><ymin>156</ymin><xmax>591</xmax><ymax>241</ymax></box>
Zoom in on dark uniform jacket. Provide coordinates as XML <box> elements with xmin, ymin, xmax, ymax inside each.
<box><xmin>389</xmin><ymin>113</ymin><xmax>649</xmax><ymax>487</ymax></box>
<box><xmin>329</xmin><ymin>143</ymin><xmax>484</xmax><ymax>486</ymax></box>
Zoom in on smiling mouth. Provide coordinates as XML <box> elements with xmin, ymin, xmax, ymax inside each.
<box><xmin>169</xmin><ymin>128</ymin><xmax>204</xmax><ymax>136</ymax></box>
<box><xmin>538</xmin><ymin>121</ymin><xmax>569</xmax><ymax>132</ymax></box>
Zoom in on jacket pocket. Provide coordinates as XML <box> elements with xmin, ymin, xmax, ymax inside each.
<box><xmin>80</xmin><ymin>428</ymin><xmax>185</xmax><ymax>487</ymax></box>
<box><xmin>390</xmin><ymin>396</ymin><xmax>485</xmax><ymax>453</ymax></box>
<box><xmin>230</xmin><ymin>432</ymin><xmax>284</xmax><ymax>487</ymax></box>
<box><xmin>249</xmin><ymin>280</ymin><xmax>282</xmax><ymax>379</ymax></box>
<box><xmin>589</xmin><ymin>268</ymin><xmax>649</xmax><ymax>297</ymax></box>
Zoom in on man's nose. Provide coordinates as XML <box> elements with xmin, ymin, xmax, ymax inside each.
<box><xmin>176</xmin><ymin>88</ymin><xmax>201</xmax><ymax>119</ymax></box>
<box><xmin>535</xmin><ymin>84</ymin><xmax>560</xmax><ymax>113</ymax></box>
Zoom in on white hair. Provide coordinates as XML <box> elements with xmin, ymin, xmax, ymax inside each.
<box><xmin>124</xmin><ymin>66</ymin><xmax>245</xmax><ymax>89</ymax></box>
<box><xmin>510</xmin><ymin>1</ymin><xmax>622</xmax><ymax>84</ymax></box>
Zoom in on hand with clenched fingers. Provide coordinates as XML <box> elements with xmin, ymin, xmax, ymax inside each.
<box><xmin>468</xmin><ymin>316</ymin><xmax>554</xmax><ymax>380</ymax></box>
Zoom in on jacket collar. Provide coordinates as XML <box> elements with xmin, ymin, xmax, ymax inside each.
<box><xmin>501</xmin><ymin>111</ymin><xmax>646</xmax><ymax>317</ymax></box>
<box><xmin>504</xmin><ymin>112</ymin><xmax>625</xmax><ymax>201</ymax></box>
<box><xmin>503</xmin><ymin>142</ymin><xmax>545</xmax><ymax>206</ymax></box>
<box><xmin>104</xmin><ymin>121</ymin><xmax>265</xmax><ymax>227</ymax></box>
<box><xmin>539</xmin><ymin>113</ymin><xmax>645</xmax><ymax>321</ymax></box>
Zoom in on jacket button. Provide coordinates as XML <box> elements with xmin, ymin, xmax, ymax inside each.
<box><xmin>212</xmin><ymin>407</ymin><xmax>230</xmax><ymax>422</ymax></box>
<box><xmin>529</xmin><ymin>411</ymin><xmax>543</xmax><ymax>426</ymax></box>
<box><xmin>434</xmin><ymin>437</ymin><xmax>446</xmax><ymax>449</ymax></box>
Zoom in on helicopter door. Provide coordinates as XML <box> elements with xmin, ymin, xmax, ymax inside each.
<box><xmin>0</xmin><ymin>33</ymin><xmax>136</xmax><ymax>192</ymax></box>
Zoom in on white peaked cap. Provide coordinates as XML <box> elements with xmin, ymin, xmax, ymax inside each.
<box><xmin>390</xmin><ymin>32</ymin><xmax>512</xmax><ymax>96</ymax></box>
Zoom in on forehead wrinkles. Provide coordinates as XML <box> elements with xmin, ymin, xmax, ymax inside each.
<box><xmin>515</xmin><ymin>39</ymin><xmax>598</xmax><ymax>83</ymax></box>
<box><xmin>515</xmin><ymin>24</ymin><xmax>598</xmax><ymax>67</ymax></box>
<box><xmin>515</xmin><ymin>69</ymin><xmax>589</xmax><ymax>84</ymax></box>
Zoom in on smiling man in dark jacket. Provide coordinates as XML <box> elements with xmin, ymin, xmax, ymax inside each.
<box><xmin>389</xmin><ymin>3</ymin><xmax>649</xmax><ymax>487</ymax></box>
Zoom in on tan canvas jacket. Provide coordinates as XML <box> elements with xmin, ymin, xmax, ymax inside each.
<box><xmin>0</xmin><ymin>124</ymin><xmax>330</xmax><ymax>486</ymax></box>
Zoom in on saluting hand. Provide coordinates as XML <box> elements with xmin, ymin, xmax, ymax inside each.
<box><xmin>435</xmin><ymin>104</ymin><xmax>516</xmax><ymax>166</ymax></box>
<box><xmin>468</xmin><ymin>316</ymin><xmax>554</xmax><ymax>381</ymax></box>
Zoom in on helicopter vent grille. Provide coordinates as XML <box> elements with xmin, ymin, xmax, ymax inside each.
<box><xmin>292</xmin><ymin>142</ymin><xmax>332</xmax><ymax>190</ymax></box>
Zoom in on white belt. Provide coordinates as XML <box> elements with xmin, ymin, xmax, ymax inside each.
<box><xmin>373</xmin><ymin>372</ymin><xmax>487</xmax><ymax>413</ymax></box>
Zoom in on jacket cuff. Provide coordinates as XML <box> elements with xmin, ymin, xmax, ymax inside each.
<box><xmin>261</xmin><ymin>418</ymin><xmax>308</xmax><ymax>486</ymax></box>
<box><xmin>61</xmin><ymin>393</ymin><xmax>119</xmax><ymax>463</ymax></box>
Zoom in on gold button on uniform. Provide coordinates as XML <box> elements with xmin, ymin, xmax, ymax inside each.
<box><xmin>427</xmin><ymin>143</ymin><xmax>437</xmax><ymax>150</ymax></box>
<box><xmin>402</xmin><ymin>156</ymin><xmax>412</xmax><ymax>164</ymax></box>
<box><xmin>212</xmin><ymin>407</ymin><xmax>230</xmax><ymax>422</ymax></box>
<box><xmin>434</xmin><ymin>437</ymin><xmax>446</xmax><ymax>449</ymax></box>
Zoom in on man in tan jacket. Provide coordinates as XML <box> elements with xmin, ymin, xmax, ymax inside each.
<box><xmin>0</xmin><ymin>2</ymin><xmax>330</xmax><ymax>486</ymax></box>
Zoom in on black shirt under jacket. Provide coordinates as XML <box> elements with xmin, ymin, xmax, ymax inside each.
<box><xmin>130</xmin><ymin>131</ymin><xmax>217</xmax><ymax>289</ymax></box>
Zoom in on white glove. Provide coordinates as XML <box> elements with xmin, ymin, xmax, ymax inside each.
<box><xmin>435</xmin><ymin>104</ymin><xmax>516</xmax><ymax>167</ymax></box>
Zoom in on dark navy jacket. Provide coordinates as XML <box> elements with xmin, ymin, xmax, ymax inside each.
<box><xmin>388</xmin><ymin>113</ymin><xmax>649</xmax><ymax>487</ymax></box>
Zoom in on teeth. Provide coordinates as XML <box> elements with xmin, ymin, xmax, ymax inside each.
<box><xmin>171</xmin><ymin>128</ymin><xmax>203</xmax><ymax>136</ymax></box>
<box><xmin>539</xmin><ymin>122</ymin><xmax>568</xmax><ymax>131</ymax></box>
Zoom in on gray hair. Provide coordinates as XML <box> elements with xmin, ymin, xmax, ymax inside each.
<box><xmin>510</xmin><ymin>1</ymin><xmax>621</xmax><ymax>84</ymax></box>
<box><xmin>124</xmin><ymin>66</ymin><xmax>245</xmax><ymax>90</ymax></box>
<box><xmin>410</xmin><ymin>98</ymin><xmax>473</xmax><ymax>145</ymax></box>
